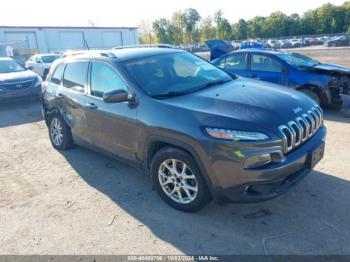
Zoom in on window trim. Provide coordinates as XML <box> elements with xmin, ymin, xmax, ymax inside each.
<box><xmin>87</xmin><ymin>60</ymin><xmax>134</xmax><ymax>100</ymax></box>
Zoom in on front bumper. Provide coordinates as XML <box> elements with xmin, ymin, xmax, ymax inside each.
<box><xmin>0</xmin><ymin>84</ymin><xmax>41</xmax><ymax>100</ymax></box>
<box><xmin>201</xmin><ymin>126</ymin><xmax>327</xmax><ymax>203</ymax></box>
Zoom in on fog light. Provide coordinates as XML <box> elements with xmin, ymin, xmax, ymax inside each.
<box><xmin>244</xmin><ymin>153</ymin><xmax>272</xmax><ymax>168</ymax></box>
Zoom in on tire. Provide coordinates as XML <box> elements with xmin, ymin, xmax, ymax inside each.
<box><xmin>48</xmin><ymin>113</ymin><xmax>74</xmax><ymax>150</ymax></box>
<box><xmin>300</xmin><ymin>89</ymin><xmax>321</xmax><ymax>106</ymax></box>
<box><xmin>150</xmin><ymin>147</ymin><xmax>211</xmax><ymax>212</ymax></box>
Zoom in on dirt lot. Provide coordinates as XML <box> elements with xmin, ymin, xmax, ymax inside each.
<box><xmin>1</xmin><ymin>98</ymin><xmax>350</xmax><ymax>255</ymax></box>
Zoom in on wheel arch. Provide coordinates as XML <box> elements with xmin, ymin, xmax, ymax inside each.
<box><xmin>144</xmin><ymin>136</ymin><xmax>215</xmax><ymax>197</ymax></box>
<box><xmin>296</xmin><ymin>84</ymin><xmax>330</xmax><ymax>105</ymax></box>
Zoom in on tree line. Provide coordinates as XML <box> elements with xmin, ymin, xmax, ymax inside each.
<box><xmin>139</xmin><ymin>1</ymin><xmax>350</xmax><ymax>45</ymax></box>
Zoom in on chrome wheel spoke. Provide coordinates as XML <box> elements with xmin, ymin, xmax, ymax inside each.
<box><xmin>50</xmin><ymin>117</ymin><xmax>64</xmax><ymax>146</ymax></box>
<box><xmin>158</xmin><ymin>159</ymin><xmax>198</xmax><ymax>204</ymax></box>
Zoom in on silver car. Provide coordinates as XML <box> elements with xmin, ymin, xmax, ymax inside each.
<box><xmin>25</xmin><ymin>54</ymin><xmax>61</xmax><ymax>78</ymax></box>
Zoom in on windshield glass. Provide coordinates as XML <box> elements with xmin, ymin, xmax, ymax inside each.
<box><xmin>276</xmin><ymin>53</ymin><xmax>319</xmax><ymax>68</ymax></box>
<box><xmin>41</xmin><ymin>55</ymin><xmax>60</xmax><ymax>63</ymax></box>
<box><xmin>0</xmin><ymin>59</ymin><xmax>25</xmax><ymax>73</ymax></box>
<box><xmin>122</xmin><ymin>52</ymin><xmax>232</xmax><ymax>97</ymax></box>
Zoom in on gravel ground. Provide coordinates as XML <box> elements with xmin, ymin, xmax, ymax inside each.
<box><xmin>0</xmin><ymin>98</ymin><xmax>350</xmax><ymax>255</ymax></box>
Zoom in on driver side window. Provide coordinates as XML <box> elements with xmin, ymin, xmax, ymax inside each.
<box><xmin>90</xmin><ymin>62</ymin><xmax>128</xmax><ymax>98</ymax></box>
<box><xmin>251</xmin><ymin>54</ymin><xmax>283</xmax><ymax>73</ymax></box>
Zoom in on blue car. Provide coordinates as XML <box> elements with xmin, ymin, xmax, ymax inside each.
<box><xmin>212</xmin><ymin>49</ymin><xmax>350</xmax><ymax>109</ymax></box>
<box><xmin>0</xmin><ymin>57</ymin><xmax>42</xmax><ymax>101</ymax></box>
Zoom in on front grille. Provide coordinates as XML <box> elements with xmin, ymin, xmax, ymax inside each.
<box><xmin>278</xmin><ymin>106</ymin><xmax>323</xmax><ymax>153</ymax></box>
<box><xmin>0</xmin><ymin>80</ymin><xmax>34</xmax><ymax>91</ymax></box>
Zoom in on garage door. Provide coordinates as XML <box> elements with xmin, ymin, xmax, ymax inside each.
<box><xmin>59</xmin><ymin>31</ymin><xmax>85</xmax><ymax>50</ymax></box>
<box><xmin>102</xmin><ymin>31</ymin><xmax>122</xmax><ymax>48</ymax></box>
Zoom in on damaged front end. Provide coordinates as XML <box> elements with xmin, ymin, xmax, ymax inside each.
<box><xmin>311</xmin><ymin>64</ymin><xmax>350</xmax><ymax>96</ymax></box>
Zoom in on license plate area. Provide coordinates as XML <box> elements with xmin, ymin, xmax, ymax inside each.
<box><xmin>307</xmin><ymin>142</ymin><xmax>325</xmax><ymax>169</ymax></box>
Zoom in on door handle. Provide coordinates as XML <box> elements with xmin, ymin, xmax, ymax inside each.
<box><xmin>85</xmin><ymin>103</ymin><xmax>98</xmax><ymax>110</ymax></box>
<box><xmin>252</xmin><ymin>75</ymin><xmax>260</xmax><ymax>80</ymax></box>
<box><xmin>57</xmin><ymin>93</ymin><xmax>64</xmax><ymax>97</ymax></box>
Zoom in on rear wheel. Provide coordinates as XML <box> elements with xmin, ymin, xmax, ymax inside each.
<box><xmin>48</xmin><ymin>113</ymin><xmax>74</xmax><ymax>150</ymax></box>
<box><xmin>300</xmin><ymin>89</ymin><xmax>321</xmax><ymax>105</ymax></box>
<box><xmin>150</xmin><ymin>147</ymin><xmax>211</xmax><ymax>212</ymax></box>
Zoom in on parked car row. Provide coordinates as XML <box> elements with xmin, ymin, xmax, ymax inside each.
<box><xmin>229</xmin><ymin>35</ymin><xmax>350</xmax><ymax>50</ymax></box>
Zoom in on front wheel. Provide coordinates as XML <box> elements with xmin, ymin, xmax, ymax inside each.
<box><xmin>150</xmin><ymin>147</ymin><xmax>211</xmax><ymax>212</ymax></box>
<box><xmin>48</xmin><ymin>114</ymin><xmax>74</xmax><ymax>150</ymax></box>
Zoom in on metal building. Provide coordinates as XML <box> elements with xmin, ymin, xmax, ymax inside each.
<box><xmin>0</xmin><ymin>26</ymin><xmax>138</xmax><ymax>63</ymax></box>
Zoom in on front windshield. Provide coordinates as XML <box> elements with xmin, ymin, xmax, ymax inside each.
<box><xmin>41</xmin><ymin>55</ymin><xmax>60</xmax><ymax>63</ymax></box>
<box><xmin>0</xmin><ymin>59</ymin><xmax>25</xmax><ymax>73</ymax></box>
<box><xmin>122</xmin><ymin>51</ymin><xmax>232</xmax><ymax>97</ymax></box>
<box><xmin>276</xmin><ymin>53</ymin><xmax>319</xmax><ymax>68</ymax></box>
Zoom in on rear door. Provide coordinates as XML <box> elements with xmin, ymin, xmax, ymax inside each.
<box><xmin>56</xmin><ymin>61</ymin><xmax>90</xmax><ymax>143</ymax></box>
<box><xmin>248</xmin><ymin>53</ymin><xmax>287</xmax><ymax>85</ymax></box>
<box><xmin>84</xmin><ymin>61</ymin><xmax>138</xmax><ymax>160</ymax></box>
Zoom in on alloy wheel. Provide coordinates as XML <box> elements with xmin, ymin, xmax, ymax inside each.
<box><xmin>50</xmin><ymin>117</ymin><xmax>64</xmax><ymax>147</ymax></box>
<box><xmin>158</xmin><ymin>159</ymin><xmax>198</xmax><ymax>204</ymax></box>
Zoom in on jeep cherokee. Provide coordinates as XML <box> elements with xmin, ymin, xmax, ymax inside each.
<box><xmin>41</xmin><ymin>47</ymin><xmax>326</xmax><ymax>212</ymax></box>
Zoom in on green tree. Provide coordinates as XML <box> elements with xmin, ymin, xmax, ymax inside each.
<box><xmin>152</xmin><ymin>18</ymin><xmax>174</xmax><ymax>43</ymax></box>
<box><xmin>183</xmin><ymin>8</ymin><xmax>201</xmax><ymax>43</ymax></box>
<box><xmin>139</xmin><ymin>20</ymin><xmax>156</xmax><ymax>44</ymax></box>
<box><xmin>214</xmin><ymin>10</ymin><xmax>232</xmax><ymax>40</ymax></box>
<box><xmin>200</xmin><ymin>16</ymin><xmax>216</xmax><ymax>43</ymax></box>
<box><xmin>233</xmin><ymin>19</ymin><xmax>247</xmax><ymax>40</ymax></box>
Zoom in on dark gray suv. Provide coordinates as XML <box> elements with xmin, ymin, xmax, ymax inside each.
<box><xmin>41</xmin><ymin>47</ymin><xmax>326</xmax><ymax>211</ymax></box>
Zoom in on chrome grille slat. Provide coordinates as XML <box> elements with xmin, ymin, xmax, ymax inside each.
<box><xmin>278</xmin><ymin>106</ymin><xmax>323</xmax><ymax>153</ymax></box>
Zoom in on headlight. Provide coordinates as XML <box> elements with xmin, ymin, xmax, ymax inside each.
<box><xmin>206</xmin><ymin>128</ymin><xmax>269</xmax><ymax>141</ymax></box>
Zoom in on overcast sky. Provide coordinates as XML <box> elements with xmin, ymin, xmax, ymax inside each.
<box><xmin>0</xmin><ymin>0</ymin><xmax>346</xmax><ymax>27</ymax></box>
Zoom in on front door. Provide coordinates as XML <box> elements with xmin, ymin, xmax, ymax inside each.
<box><xmin>84</xmin><ymin>61</ymin><xmax>138</xmax><ymax>160</ymax></box>
<box><xmin>248</xmin><ymin>53</ymin><xmax>287</xmax><ymax>85</ymax></box>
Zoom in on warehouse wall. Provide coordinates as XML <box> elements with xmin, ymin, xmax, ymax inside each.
<box><xmin>0</xmin><ymin>27</ymin><xmax>138</xmax><ymax>56</ymax></box>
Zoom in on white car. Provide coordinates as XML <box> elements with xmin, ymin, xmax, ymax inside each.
<box><xmin>25</xmin><ymin>54</ymin><xmax>61</xmax><ymax>78</ymax></box>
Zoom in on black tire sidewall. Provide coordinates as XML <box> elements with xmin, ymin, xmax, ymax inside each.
<box><xmin>150</xmin><ymin>147</ymin><xmax>211</xmax><ymax>212</ymax></box>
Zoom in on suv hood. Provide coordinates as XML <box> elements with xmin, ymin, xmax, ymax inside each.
<box><xmin>162</xmin><ymin>77</ymin><xmax>317</xmax><ymax>134</ymax></box>
<box><xmin>0</xmin><ymin>70</ymin><xmax>38</xmax><ymax>83</ymax></box>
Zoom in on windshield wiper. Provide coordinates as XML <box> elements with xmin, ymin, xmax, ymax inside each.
<box><xmin>202</xmin><ymin>78</ymin><xmax>232</xmax><ymax>88</ymax></box>
<box><xmin>152</xmin><ymin>78</ymin><xmax>233</xmax><ymax>99</ymax></box>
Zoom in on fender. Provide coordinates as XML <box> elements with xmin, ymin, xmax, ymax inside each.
<box><xmin>144</xmin><ymin>135</ymin><xmax>217</xmax><ymax>198</ymax></box>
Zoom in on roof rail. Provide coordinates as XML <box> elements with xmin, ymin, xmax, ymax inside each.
<box><xmin>112</xmin><ymin>44</ymin><xmax>176</xmax><ymax>50</ymax></box>
<box><xmin>62</xmin><ymin>50</ymin><xmax>117</xmax><ymax>58</ymax></box>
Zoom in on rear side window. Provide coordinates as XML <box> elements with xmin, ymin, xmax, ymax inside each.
<box><xmin>51</xmin><ymin>64</ymin><xmax>65</xmax><ymax>85</ymax></box>
<box><xmin>90</xmin><ymin>62</ymin><xmax>128</xmax><ymax>98</ymax></box>
<box><xmin>63</xmin><ymin>62</ymin><xmax>89</xmax><ymax>92</ymax></box>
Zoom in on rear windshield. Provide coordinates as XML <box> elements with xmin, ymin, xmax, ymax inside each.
<box><xmin>0</xmin><ymin>59</ymin><xmax>25</xmax><ymax>73</ymax></box>
<box><xmin>122</xmin><ymin>51</ymin><xmax>231</xmax><ymax>97</ymax></box>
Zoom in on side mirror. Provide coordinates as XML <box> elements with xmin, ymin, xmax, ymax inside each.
<box><xmin>27</xmin><ymin>66</ymin><xmax>34</xmax><ymax>70</ymax></box>
<box><xmin>103</xmin><ymin>89</ymin><xmax>133</xmax><ymax>103</ymax></box>
<box><xmin>281</xmin><ymin>67</ymin><xmax>288</xmax><ymax>74</ymax></box>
